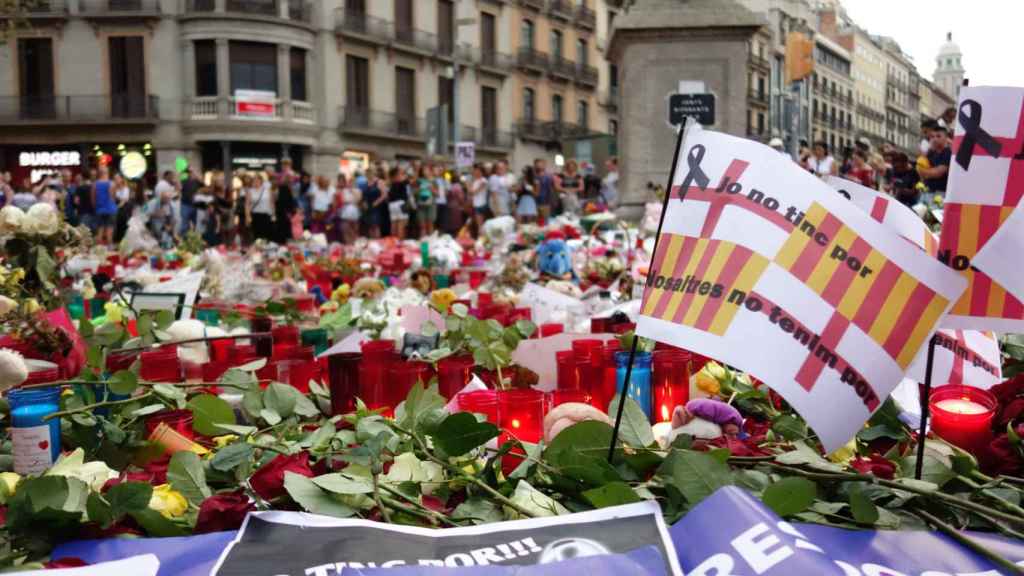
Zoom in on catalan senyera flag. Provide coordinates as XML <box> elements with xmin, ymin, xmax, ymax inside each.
<box><xmin>937</xmin><ymin>86</ymin><xmax>1024</xmax><ymax>331</ymax></box>
<box><xmin>637</xmin><ymin>124</ymin><xmax>966</xmax><ymax>452</ymax></box>
<box><xmin>825</xmin><ymin>176</ymin><xmax>939</xmax><ymax>257</ymax></box>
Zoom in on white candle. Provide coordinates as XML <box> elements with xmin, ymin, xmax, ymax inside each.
<box><xmin>652</xmin><ymin>422</ymin><xmax>674</xmax><ymax>449</ymax></box>
<box><xmin>934</xmin><ymin>398</ymin><xmax>988</xmax><ymax>415</ymax></box>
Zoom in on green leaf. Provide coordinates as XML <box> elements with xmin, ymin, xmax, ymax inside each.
<box><xmin>607</xmin><ymin>395</ymin><xmax>656</xmax><ymax>448</ymax></box>
<box><xmin>220</xmin><ymin>368</ymin><xmax>259</xmax><ymax>391</ymax></box>
<box><xmin>131</xmin><ymin>404</ymin><xmax>166</xmax><ymax>418</ymax></box>
<box><xmin>136</xmin><ymin>314</ymin><xmax>154</xmax><ymax>338</ymax></box>
<box><xmin>1010</xmin><ymin>421</ymin><xmax>1022</xmax><ymax>446</ymax></box>
<box><xmin>771</xmin><ymin>414</ymin><xmax>807</xmax><ymax>441</ymax></box>
<box><xmin>284</xmin><ymin>472</ymin><xmax>356</xmax><ymax>518</ymax></box>
<box><xmin>35</xmin><ymin>247</ymin><xmax>57</xmax><ymax>288</ymax></box>
<box><xmin>265</xmin><ymin>382</ymin><xmax>297</xmax><ymax>419</ymax></box>
<box><xmin>188</xmin><ymin>394</ymin><xmax>237</xmax><ymax>436</ymax></box>
<box><xmin>545</xmin><ymin>420</ymin><xmax>615</xmax><ymax>462</ymax></box>
<box><xmin>664</xmin><ymin>450</ymin><xmax>732</xmax><ymax>505</ymax></box>
<box><xmin>554</xmin><ymin>448</ymin><xmax>622</xmax><ymax>487</ymax></box>
<box><xmin>432</xmin><ymin>412</ymin><xmax>501</xmax><ymax>457</ymax></box>
<box><xmin>211</xmin><ymin>442</ymin><xmax>255</xmax><ymax>472</ymax></box>
<box><xmin>311</xmin><ymin>473</ymin><xmax>374</xmax><ymax>495</ymax></box>
<box><xmin>212</xmin><ymin>424</ymin><xmax>258</xmax><ymax>437</ymax></box>
<box><xmin>130</xmin><ymin>508</ymin><xmax>190</xmax><ymax>537</ymax></box>
<box><xmin>395</xmin><ymin>381</ymin><xmax>447</xmax><ymax>432</ymax></box>
<box><xmin>106</xmin><ymin>482</ymin><xmax>154</xmax><ymax>519</ymax></box>
<box><xmin>775</xmin><ymin>442</ymin><xmax>844</xmax><ymax>472</ymax></box>
<box><xmin>86</xmin><ymin>492</ymin><xmax>114</xmax><ymax>528</ymax></box>
<box><xmin>108</xmin><ymin>370</ymin><xmax>139</xmax><ymax>395</ymax></box>
<box><xmin>452</xmin><ymin>497</ymin><xmax>503</xmax><ymax>524</ymax></box>
<box><xmin>848</xmin><ymin>485</ymin><xmax>879</xmax><ymax>525</ymax></box>
<box><xmin>152</xmin><ymin>383</ymin><xmax>187</xmax><ymax>403</ymax></box>
<box><xmin>155</xmin><ymin>310</ymin><xmax>175</xmax><ymax>329</ymax></box>
<box><xmin>168</xmin><ymin>452</ymin><xmax>211</xmax><ymax>504</ymax></box>
<box><xmin>762</xmin><ymin>477</ymin><xmax>817</xmax><ymax>517</ymax></box>
<box><xmin>260</xmin><ymin>408</ymin><xmax>282</xmax><ymax>426</ymax></box>
<box><xmin>898</xmin><ymin>455</ymin><xmax>954</xmax><ymax>488</ymax></box>
<box><xmin>582</xmin><ymin>482</ymin><xmax>642</xmax><ymax>508</ymax></box>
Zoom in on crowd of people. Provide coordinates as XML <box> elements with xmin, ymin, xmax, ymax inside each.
<box><xmin>768</xmin><ymin>106</ymin><xmax>957</xmax><ymax>209</ymax></box>
<box><xmin>0</xmin><ymin>156</ymin><xmax>620</xmax><ymax>248</ymax></box>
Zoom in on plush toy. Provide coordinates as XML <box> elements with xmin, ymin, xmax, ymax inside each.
<box><xmin>673</xmin><ymin>399</ymin><xmax>743</xmax><ymax>436</ymax></box>
<box><xmin>352</xmin><ymin>277</ymin><xmax>385</xmax><ymax>300</ymax></box>
<box><xmin>430</xmin><ymin>288</ymin><xmax>457</xmax><ymax>312</ymax></box>
<box><xmin>543</xmin><ymin>402</ymin><xmax>611</xmax><ymax>443</ymax></box>
<box><xmin>537</xmin><ymin>238</ymin><xmax>575</xmax><ymax>282</ymax></box>
<box><xmin>410</xmin><ymin>270</ymin><xmax>434</xmax><ymax>296</ymax></box>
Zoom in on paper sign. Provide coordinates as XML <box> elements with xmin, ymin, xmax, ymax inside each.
<box><xmin>146</xmin><ymin>271</ymin><xmax>204</xmax><ymax>319</ymax></box>
<box><xmin>317</xmin><ymin>330</ymin><xmax>366</xmax><ymax>359</ymax></box>
<box><xmin>211</xmin><ymin>502</ymin><xmax>682</xmax><ymax>576</ymax></box>
<box><xmin>400</xmin><ymin>305</ymin><xmax>444</xmax><ymax>336</ymax></box>
<box><xmin>512</xmin><ymin>333</ymin><xmax>617</xmax><ymax>391</ymax></box>
<box><xmin>938</xmin><ymin>86</ymin><xmax>1024</xmax><ymax>331</ymax></box>
<box><xmin>906</xmin><ymin>329</ymin><xmax>1002</xmax><ymax>389</ymax></box>
<box><xmin>825</xmin><ymin>176</ymin><xmax>939</xmax><ymax>256</ymax></box>
<box><xmin>972</xmin><ymin>199</ymin><xmax>1024</xmax><ymax>305</ymax></box>
<box><xmin>519</xmin><ymin>283</ymin><xmax>586</xmax><ymax>327</ymax></box>
<box><xmin>637</xmin><ymin>124</ymin><xmax>966</xmax><ymax>451</ymax></box>
<box><xmin>18</xmin><ymin>554</ymin><xmax>159</xmax><ymax>575</ymax></box>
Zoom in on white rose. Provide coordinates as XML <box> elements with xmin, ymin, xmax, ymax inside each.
<box><xmin>25</xmin><ymin>203</ymin><xmax>59</xmax><ymax>236</ymax></box>
<box><xmin>0</xmin><ymin>348</ymin><xmax>28</xmax><ymax>392</ymax></box>
<box><xmin>0</xmin><ymin>206</ymin><xmax>26</xmax><ymax>236</ymax></box>
<box><xmin>0</xmin><ymin>295</ymin><xmax>16</xmax><ymax>316</ymax></box>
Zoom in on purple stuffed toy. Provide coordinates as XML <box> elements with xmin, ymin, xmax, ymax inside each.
<box><xmin>672</xmin><ymin>398</ymin><xmax>744</xmax><ymax>437</ymax></box>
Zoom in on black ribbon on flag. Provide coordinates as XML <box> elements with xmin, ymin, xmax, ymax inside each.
<box><xmin>956</xmin><ymin>99</ymin><xmax>1002</xmax><ymax>170</ymax></box>
<box><xmin>679</xmin><ymin>144</ymin><xmax>711</xmax><ymax>192</ymax></box>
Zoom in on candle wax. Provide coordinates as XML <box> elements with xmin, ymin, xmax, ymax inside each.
<box><xmin>934</xmin><ymin>398</ymin><xmax>989</xmax><ymax>415</ymax></box>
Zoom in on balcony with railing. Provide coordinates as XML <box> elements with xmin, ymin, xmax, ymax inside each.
<box><xmin>515</xmin><ymin>119</ymin><xmax>585</xmax><ymax>142</ymax></box>
<box><xmin>0</xmin><ymin>94</ymin><xmax>159</xmax><ymax>125</ymax></box>
<box><xmin>184</xmin><ymin>0</ymin><xmax>310</xmax><ymax>23</ymax></box>
<box><xmin>518</xmin><ymin>0</ymin><xmax>544</xmax><ymax>11</ymax></box>
<box><xmin>575</xmin><ymin>4</ymin><xmax>596</xmax><ymax>29</ymax></box>
<box><xmin>748</xmin><ymin>89</ymin><xmax>769</xmax><ymax>106</ymax></box>
<box><xmin>548</xmin><ymin>55</ymin><xmax>575</xmax><ymax>81</ymax></box>
<box><xmin>574</xmin><ymin>63</ymin><xmax>598</xmax><ymax>88</ymax></box>
<box><xmin>600</xmin><ymin>86</ymin><xmax>619</xmax><ymax>111</ymax></box>
<box><xmin>478</xmin><ymin>128</ymin><xmax>515</xmax><ymax>150</ymax></box>
<box><xmin>4</xmin><ymin>0</ymin><xmax>67</xmax><ymax>18</ymax></box>
<box><xmin>475</xmin><ymin>49</ymin><xmax>515</xmax><ymax>75</ymax></box>
<box><xmin>338</xmin><ymin>107</ymin><xmax>424</xmax><ymax>140</ymax></box>
<box><xmin>80</xmin><ymin>0</ymin><xmax>161</xmax><ymax>18</ymax></box>
<box><xmin>517</xmin><ymin>47</ymin><xmax>549</xmax><ymax>73</ymax></box>
<box><xmin>748</xmin><ymin>52</ymin><xmax>770</xmax><ymax>72</ymax></box>
<box><xmin>548</xmin><ymin>0</ymin><xmax>573</xmax><ymax>20</ymax></box>
<box><xmin>335</xmin><ymin>9</ymin><xmax>389</xmax><ymax>44</ymax></box>
<box><xmin>186</xmin><ymin>96</ymin><xmax>315</xmax><ymax>125</ymax></box>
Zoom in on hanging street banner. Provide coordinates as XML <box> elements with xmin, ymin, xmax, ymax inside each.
<box><xmin>825</xmin><ymin>176</ymin><xmax>939</xmax><ymax>256</ymax></box>
<box><xmin>937</xmin><ymin>86</ymin><xmax>1024</xmax><ymax>331</ymax></box>
<box><xmin>636</xmin><ymin>124</ymin><xmax>966</xmax><ymax>452</ymax></box>
<box><xmin>211</xmin><ymin>501</ymin><xmax>682</xmax><ymax>576</ymax></box>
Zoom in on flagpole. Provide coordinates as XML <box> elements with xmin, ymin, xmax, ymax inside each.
<box><xmin>608</xmin><ymin>118</ymin><xmax>690</xmax><ymax>463</ymax></box>
<box><xmin>914</xmin><ymin>334</ymin><xmax>939</xmax><ymax>480</ymax></box>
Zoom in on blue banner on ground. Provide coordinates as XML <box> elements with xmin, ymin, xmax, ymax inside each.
<box><xmin>53</xmin><ymin>487</ymin><xmax>1024</xmax><ymax>575</ymax></box>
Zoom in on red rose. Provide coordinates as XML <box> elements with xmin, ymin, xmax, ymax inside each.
<box><xmin>45</xmin><ymin>558</ymin><xmax>88</xmax><ymax>569</ymax></box>
<box><xmin>850</xmin><ymin>455</ymin><xmax>896</xmax><ymax>479</ymax></box>
<box><xmin>249</xmin><ymin>452</ymin><xmax>314</xmax><ymax>500</ymax></box>
<box><xmin>195</xmin><ymin>490</ymin><xmax>256</xmax><ymax>534</ymax></box>
<box><xmin>998</xmin><ymin>398</ymin><xmax>1024</xmax><ymax>429</ymax></box>
<box><xmin>978</xmin><ymin>425</ymin><xmax>1024</xmax><ymax>477</ymax></box>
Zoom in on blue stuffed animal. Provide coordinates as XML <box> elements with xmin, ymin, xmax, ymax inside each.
<box><xmin>537</xmin><ymin>238</ymin><xmax>575</xmax><ymax>281</ymax></box>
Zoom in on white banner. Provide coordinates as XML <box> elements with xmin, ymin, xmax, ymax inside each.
<box><xmin>637</xmin><ymin>125</ymin><xmax>966</xmax><ymax>452</ymax></box>
<box><xmin>825</xmin><ymin>176</ymin><xmax>938</xmax><ymax>256</ymax></box>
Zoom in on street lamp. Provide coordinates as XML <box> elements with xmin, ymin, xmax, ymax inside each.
<box><xmin>452</xmin><ymin>17</ymin><xmax>476</xmax><ymax>154</ymax></box>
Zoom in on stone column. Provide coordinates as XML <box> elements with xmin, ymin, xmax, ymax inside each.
<box><xmin>216</xmin><ymin>38</ymin><xmax>231</xmax><ymax>111</ymax></box>
<box><xmin>277</xmin><ymin>44</ymin><xmax>291</xmax><ymax>102</ymax></box>
<box><xmin>182</xmin><ymin>40</ymin><xmax>196</xmax><ymax>99</ymax></box>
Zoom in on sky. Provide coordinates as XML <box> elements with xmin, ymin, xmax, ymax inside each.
<box><xmin>839</xmin><ymin>0</ymin><xmax>1024</xmax><ymax>87</ymax></box>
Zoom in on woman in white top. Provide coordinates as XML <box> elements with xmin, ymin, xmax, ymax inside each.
<box><xmin>248</xmin><ymin>172</ymin><xmax>276</xmax><ymax>241</ymax></box>
<box><xmin>805</xmin><ymin>141</ymin><xmax>838</xmax><ymax>177</ymax></box>
<box><xmin>112</xmin><ymin>173</ymin><xmax>131</xmax><ymax>206</ymax></box>
<box><xmin>336</xmin><ymin>173</ymin><xmax>361</xmax><ymax>244</ymax></box>
<box><xmin>308</xmin><ymin>175</ymin><xmax>335</xmax><ymax>234</ymax></box>
<box><xmin>470</xmin><ymin>163</ymin><xmax>490</xmax><ymax>233</ymax></box>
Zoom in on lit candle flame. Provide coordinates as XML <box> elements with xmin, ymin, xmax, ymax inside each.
<box><xmin>511</xmin><ymin>419</ymin><xmax>520</xmax><ymax>429</ymax></box>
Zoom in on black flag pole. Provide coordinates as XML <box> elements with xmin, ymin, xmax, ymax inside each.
<box><xmin>914</xmin><ymin>334</ymin><xmax>940</xmax><ymax>480</ymax></box>
<box><xmin>608</xmin><ymin>117</ymin><xmax>690</xmax><ymax>463</ymax></box>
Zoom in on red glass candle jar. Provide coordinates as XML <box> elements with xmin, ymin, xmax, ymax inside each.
<box><xmin>437</xmin><ymin>355</ymin><xmax>473</xmax><ymax>400</ymax></box>
<box><xmin>22</xmin><ymin>366</ymin><xmax>61</xmax><ymax>386</ymax></box>
<box><xmin>469</xmin><ymin>270</ymin><xmax>486</xmax><ymax>289</ymax></box>
<box><xmin>202</xmin><ymin>361</ymin><xmax>230</xmax><ymax>384</ymax></box>
<box><xmin>477</xmin><ymin>292</ymin><xmax>493</xmax><ymax>308</ymax></box>
<box><xmin>653</xmin><ymin>350</ymin><xmax>691</xmax><ymax>423</ymax></box>
<box><xmin>597</xmin><ymin>342</ymin><xmax>621</xmax><ymax>412</ymax></box>
<box><xmin>572</xmin><ymin>339</ymin><xmax>604</xmax><ymax>361</ymax></box>
<box><xmin>611</xmin><ymin>322</ymin><xmax>636</xmax><ymax>335</ymax></box>
<box><xmin>328</xmin><ymin>352</ymin><xmax>361</xmax><ymax>416</ymax></box>
<box><xmin>277</xmin><ymin>359</ymin><xmax>314</xmax><ymax>394</ymax></box>
<box><xmin>540</xmin><ymin>323</ymin><xmax>564</xmax><ymax>337</ymax></box>
<box><xmin>556</xmin><ymin>350</ymin><xmax>578</xmax><ymax>391</ymax></box>
<box><xmin>145</xmin><ymin>409</ymin><xmax>195</xmax><ymax>440</ymax></box>
<box><xmin>229</xmin><ymin>345</ymin><xmax>257</xmax><ymax>366</ymax></box>
<box><xmin>249</xmin><ymin>317</ymin><xmax>274</xmax><ymax>358</ymax></box>
<box><xmin>105</xmin><ymin>350</ymin><xmax>137</xmax><ymax>374</ymax></box>
<box><xmin>929</xmin><ymin>385</ymin><xmax>997</xmax><ymax>454</ymax></box>
<box><xmin>140</xmin><ymin>346</ymin><xmax>181</xmax><ymax>383</ymax></box>
<box><xmin>210</xmin><ymin>338</ymin><xmax>233</xmax><ymax>363</ymax></box>
<box><xmin>498</xmin><ymin>389</ymin><xmax>545</xmax><ymax>443</ymax></box>
<box><xmin>389</xmin><ymin>360</ymin><xmax>434</xmax><ymax>409</ymax></box>
<box><xmin>548</xmin><ymin>389</ymin><xmax>592</xmax><ymax>410</ymax></box>
<box><xmin>457</xmin><ymin>390</ymin><xmax>498</xmax><ymax>423</ymax></box>
<box><xmin>360</xmin><ymin>340</ymin><xmax>397</xmax><ymax>412</ymax></box>
<box><xmin>591</xmin><ymin>317</ymin><xmax>610</xmax><ymax>334</ymax></box>
<box><xmin>272</xmin><ymin>325</ymin><xmax>300</xmax><ymax>347</ymax></box>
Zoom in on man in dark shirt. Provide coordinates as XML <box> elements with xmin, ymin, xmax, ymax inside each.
<box><xmin>76</xmin><ymin>172</ymin><xmax>95</xmax><ymax>232</ymax></box>
<box><xmin>919</xmin><ymin>126</ymin><xmax>952</xmax><ymax>194</ymax></box>
<box><xmin>179</xmin><ymin>168</ymin><xmax>202</xmax><ymax>235</ymax></box>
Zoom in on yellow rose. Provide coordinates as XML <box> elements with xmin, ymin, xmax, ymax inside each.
<box><xmin>22</xmin><ymin>299</ymin><xmax>40</xmax><ymax>314</ymax></box>
<box><xmin>827</xmin><ymin>438</ymin><xmax>858</xmax><ymax>464</ymax></box>
<box><xmin>104</xmin><ymin>302</ymin><xmax>123</xmax><ymax>323</ymax></box>
<box><xmin>11</xmin><ymin>269</ymin><xmax>25</xmax><ymax>283</ymax></box>
<box><xmin>429</xmin><ymin>289</ymin><xmax>457</xmax><ymax>312</ymax></box>
<box><xmin>0</xmin><ymin>472</ymin><xmax>21</xmax><ymax>495</ymax></box>
<box><xmin>331</xmin><ymin>284</ymin><xmax>350</xmax><ymax>304</ymax></box>
<box><xmin>149</xmin><ymin>484</ymin><xmax>188</xmax><ymax>518</ymax></box>
<box><xmin>695</xmin><ymin>371</ymin><xmax>721</xmax><ymax>396</ymax></box>
<box><xmin>212</xmin><ymin>434</ymin><xmax>239</xmax><ymax>449</ymax></box>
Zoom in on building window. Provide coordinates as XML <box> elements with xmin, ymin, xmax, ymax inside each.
<box><xmin>757</xmin><ymin>112</ymin><xmax>765</xmax><ymax>135</ymax></box>
<box><xmin>438</xmin><ymin>0</ymin><xmax>454</xmax><ymax>53</ymax></box>
<box><xmin>289</xmin><ymin>47</ymin><xmax>307</xmax><ymax>101</ymax></box>
<box><xmin>230</xmin><ymin>41</ymin><xmax>277</xmax><ymax>94</ymax></box>
<box><xmin>109</xmin><ymin>36</ymin><xmax>146</xmax><ymax>117</ymax></box>
<box><xmin>552</xmin><ymin>94</ymin><xmax>563</xmax><ymax>124</ymax></box>
<box><xmin>395</xmin><ymin>66</ymin><xmax>416</xmax><ymax>134</ymax></box>
<box><xmin>577</xmin><ymin>37</ymin><xmax>587</xmax><ymax>66</ymax></box>
<box><xmin>577</xmin><ymin>99</ymin><xmax>588</xmax><ymax>129</ymax></box>
<box><xmin>523</xmin><ymin>87</ymin><xmax>535</xmax><ymax>122</ymax></box>
<box><xmin>18</xmin><ymin>38</ymin><xmax>54</xmax><ymax>118</ymax></box>
<box><xmin>482</xmin><ymin>86</ymin><xmax>497</xmax><ymax>143</ymax></box>
<box><xmin>609</xmin><ymin>118</ymin><xmax>618</xmax><ymax>136</ymax></box>
<box><xmin>395</xmin><ymin>0</ymin><xmax>413</xmax><ymax>38</ymax></box>
<box><xmin>521</xmin><ymin>19</ymin><xmax>534</xmax><ymax>51</ymax></box>
<box><xmin>438</xmin><ymin>75</ymin><xmax>454</xmax><ymax>123</ymax></box>
<box><xmin>550</xmin><ymin>29</ymin><xmax>562</xmax><ymax>60</ymax></box>
<box><xmin>481</xmin><ymin>12</ymin><xmax>496</xmax><ymax>55</ymax></box>
<box><xmin>194</xmin><ymin>40</ymin><xmax>217</xmax><ymax>97</ymax></box>
<box><xmin>345</xmin><ymin>54</ymin><xmax>369</xmax><ymax>112</ymax></box>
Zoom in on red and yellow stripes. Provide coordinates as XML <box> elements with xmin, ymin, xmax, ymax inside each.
<box><xmin>775</xmin><ymin>202</ymin><xmax>949</xmax><ymax>369</ymax></box>
<box><xmin>640</xmin><ymin>234</ymin><xmax>769</xmax><ymax>336</ymax></box>
<box><xmin>941</xmin><ymin>202</ymin><xmax>1023</xmax><ymax>318</ymax></box>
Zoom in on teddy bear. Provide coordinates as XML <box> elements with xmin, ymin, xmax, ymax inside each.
<box><xmin>537</xmin><ymin>237</ymin><xmax>575</xmax><ymax>282</ymax></box>
<box><xmin>352</xmin><ymin>277</ymin><xmax>385</xmax><ymax>300</ymax></box>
